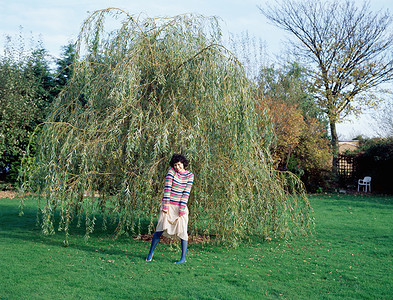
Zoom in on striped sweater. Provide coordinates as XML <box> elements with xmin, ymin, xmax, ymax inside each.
<box><xmin>162</xmin><ymin>167</ymin><xmax>194</xmax><ymax>216</ymax></box>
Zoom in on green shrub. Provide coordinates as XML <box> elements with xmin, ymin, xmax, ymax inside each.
<box><xmin>355</xmin><ymin>137</ymin><xmax>393</xmax><ymax>193</ymax></box>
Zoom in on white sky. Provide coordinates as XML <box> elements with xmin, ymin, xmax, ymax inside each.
<box><xmin>1</xmin><ymin>0</ymin><xmax>392</xmax><ymax>140</ymax></box>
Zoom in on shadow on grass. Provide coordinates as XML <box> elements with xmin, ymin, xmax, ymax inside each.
<box><xmin>0</xmin><ymin>230</ymin><xmax>150</xmax><ymax>261</ymax></box>
<box><xmin>1</xmin><ymin>196</ymin><xmax>214</xmax><ymax>263</ymax></box>
<box><xmin>0</xmin><ymin>197</ymin><xmax>155</xmax><ymax>260</ymax></box>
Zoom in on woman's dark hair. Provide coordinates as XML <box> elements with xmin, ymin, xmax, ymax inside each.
<box><xmin>169</xmin><ymin>154</ymin><xmax>189</xmax><ymax>168</ymax></box>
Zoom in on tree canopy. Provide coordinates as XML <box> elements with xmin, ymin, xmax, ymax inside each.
<box><xmin>0</xmin><ymin>33</ymin><xmax>76</xmax><ymax>186</ymax></box>
<box><xmin>257</xmin><ymin>63</ymin><xmax>331</xmax><ymax>192</ymax></box>
<box><xmin>22</xmin><ymin>9</ymin><xmax>312</xmax><ymax>246</ymax></box>
<box><xmin>0</xmin><ymin>36</ymin><xmax>54</xmax><ymax>183</ymax></box>
<box><xmin>260</xmin><ymin>0</ymin><xmax>393</xmax><ymax>167</ymax></box>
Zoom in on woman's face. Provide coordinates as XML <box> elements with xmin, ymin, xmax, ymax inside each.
<box><xmin>173</xmin><ymin>161</ymin><xmax>185</xmax><ymax>173</ymax></box>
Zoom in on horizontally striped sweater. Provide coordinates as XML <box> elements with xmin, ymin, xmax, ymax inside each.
<box><xmin>162</xmin><ymin>167</ymin><xmax>194</xmax><ymax>216</ymax></box>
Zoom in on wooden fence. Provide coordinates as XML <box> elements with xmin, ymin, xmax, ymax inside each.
<box><xmin>338</xmin><ymin>154</ymin><xmax>357</xmax><ymax>186</ymax></box>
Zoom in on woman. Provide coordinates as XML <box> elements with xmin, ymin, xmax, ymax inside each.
<box><xmin>146</xmin><ymin>154</ymin><xmax>194</xmax><ymax>264</ymax></box>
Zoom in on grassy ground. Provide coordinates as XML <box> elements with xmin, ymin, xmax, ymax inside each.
<box><xmin>0</xmin><ymin>194</ymin><xmax>392</xmax><ymax>299</ymax></box>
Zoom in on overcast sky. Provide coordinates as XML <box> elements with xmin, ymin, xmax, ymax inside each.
<box><xmin>1</xmin><ymin>0</ymin><xmax>392</xmax><ymax>139</ymax></box>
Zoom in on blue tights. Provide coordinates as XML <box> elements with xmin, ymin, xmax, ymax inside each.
<box><xmin>175</xmin><ymin>239</ymin><xmax>188</xmax><ymax>264</ymax></box>
<box><xmin>146</xmin><ymin>231</ymin><xmax>163</xmax><ymax>261</ymax></box>
<box><xmin>146</xmin><ymin>231</ymin><xmax>188</xmax><ymax>264</ymax></box>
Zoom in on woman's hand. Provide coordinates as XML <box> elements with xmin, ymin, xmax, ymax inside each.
<box><xmin>162</xmin><ymin>209</ymin><xmax>168</xmax><ymax>213</ymax></box>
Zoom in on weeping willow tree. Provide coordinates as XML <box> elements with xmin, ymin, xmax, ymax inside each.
<box><xmin>21</xmin><ymin>8</ymin><xmax>312</xmax><ymax>246</ymax></box>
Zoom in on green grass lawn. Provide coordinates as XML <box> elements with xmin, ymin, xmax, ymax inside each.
<box><xmin>1</xmin><ymin>194</ymin><xmax>392</xmax><ymax>299</ymax></box>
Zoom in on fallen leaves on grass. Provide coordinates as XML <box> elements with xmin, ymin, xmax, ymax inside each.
<box><xmin>0</xmin><ymin>190</ymin><xmax>19</xmax><ymax>199</ymax></box>
<box><xmin>134</xmin><ymin>234</ymin><xmax>210</xmax><ymax>244</ymax></box>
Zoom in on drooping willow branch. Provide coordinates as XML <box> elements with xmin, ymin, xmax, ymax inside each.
<box><xmin>21</xmin><ymin>8</ymin><xmax>313</xmax><ymax>246</ymax></box>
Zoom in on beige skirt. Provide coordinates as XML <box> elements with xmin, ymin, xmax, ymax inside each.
<box><xmin>156</xmin><ymin>204</ymin><xmax>189</xmax><ymax>241</ymax></box>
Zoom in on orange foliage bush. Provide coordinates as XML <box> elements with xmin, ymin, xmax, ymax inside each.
<box><xmin>258</xmin><ymin>96</ymin><xmax>332</xmax><ymax>191</ymax></box>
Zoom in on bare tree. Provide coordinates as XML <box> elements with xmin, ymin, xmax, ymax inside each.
<box><xmin>373</xmin><ymin>98</ymin><xmax>393</xmax><ymax>137</ymax></box>
<box><xmin>260</xmin><ymin>0</ymin><xmax>393</xmax><ymax>168</ymax></box>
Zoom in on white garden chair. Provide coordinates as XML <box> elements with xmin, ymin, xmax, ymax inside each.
<box><xmin>357</xmin><ymin>176</ymin><xmax>371</xmax><ymax>192</ymax></box>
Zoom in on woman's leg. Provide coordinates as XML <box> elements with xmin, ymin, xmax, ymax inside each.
<box><xmin>175</xmin><ymin>239</ymin><xmax>188</xmax><ymax>264</ymax></box>
<box><xmin>146</xmin><ymin>231</ymin><xmax>163</xmax><ymax>261</ymax></box>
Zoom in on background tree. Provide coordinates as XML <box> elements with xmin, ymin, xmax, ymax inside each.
<box><xmin>258</xmin><ymin>63</ymin><xmax>323</xmax><ymax>122</ymax></box>
<box><xmin>293</xmin><ymin>118</ymin><xmax>332</xmax><ymax>192</ymax></box>
<box><xmin>257</xmin><ymin>63</ymin><xmax>331</xmax><ymax>191</ymax></box>
<box><xmin>260</xmin><ymin>0</ymin><xmax>393</xmax><ymax>169</ymax></box>
<box><xmin>53</xmin><ymin>43</ymin><xmax>76</xmax><ymax>94</ymax></box>
<box><xmin>373</xmin><ymin>98</ymin><xmax>393</xmax><ymax>137</ymax></box>
<box><xmin>258</xmin><ymin>96</ymin><xmax>305</xmax><ymax>169</ymax></box>
<box><xmin>0</xmin><ymin>35</ymin><xmax>74</xmax><ymax>187</ymax></box>
<box><xmin>22</xmin><ymin>9</ymin><xmax>313</xmax><ymax>246</ymax></box>
<box><xmin>0</xmin><ymin>36</ymin><xmax>53</xmax><ymax>185</ymax></box>
<box><xmin>25</xmin><ymin>48</ymin><xmax>56</xmax><ymax>122</ymax></box>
